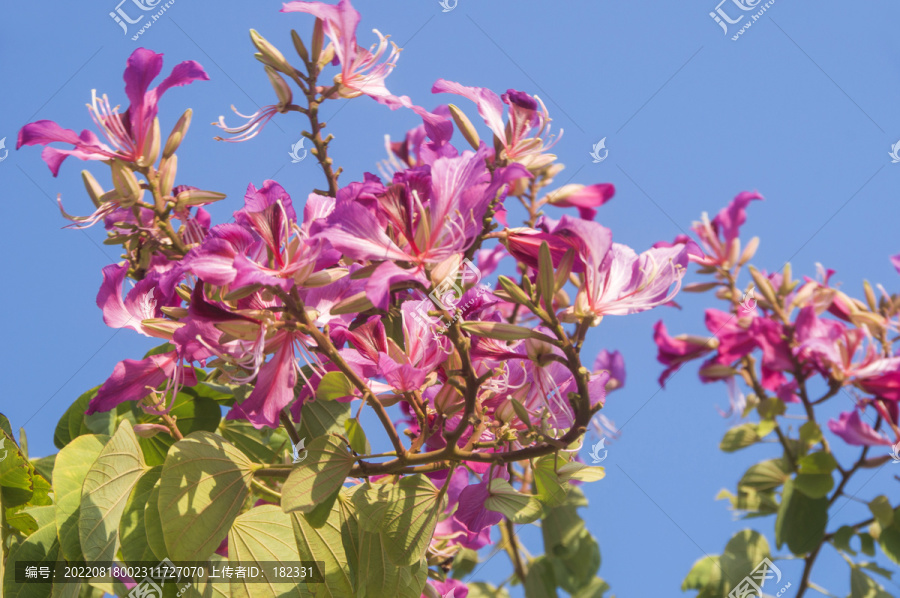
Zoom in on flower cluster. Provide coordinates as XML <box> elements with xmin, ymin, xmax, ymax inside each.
<box><xmin>18</xmin><ymin>2</ymin><xmax>692</xmax><ymax>596</ymax></box>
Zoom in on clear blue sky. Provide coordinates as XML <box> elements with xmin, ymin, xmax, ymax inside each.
<box><xmin>2</xmin><ymin>0</ymin><xmax>900</xmax><ymax>595</ymax></box>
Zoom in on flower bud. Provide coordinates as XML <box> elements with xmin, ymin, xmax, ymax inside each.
<box><xmin>447</xmin><ymin>104</ymin><xmax>481</xmax><ymax>151</ymax></box>
<box><xmin>739</xmin><ymin>236</ymin><xmax>760</xmax><ymax>266</ymax></box>
<box><xmin>137</xmin><ymin>117</ymin><xmax>160</xmax><ymax>167</ymax></box>
<box><xmin>163</xmin><ymin>109</ymin><xmax>192</xmax><ymax>160</ymax></box>
<box><xmin>175</xmin><ymin>187</ymin><xmax>226</xmax><ymax>209</ymax></box>
<box><xmin>497</xmin><ymin>275</ymin><xmax>531</xmax><ymax>306</ymax></box>
<box><xmin>748</xmin><ymin>266</ymin><xmax>779</xmax><ymax>308</ymax></box>
<box><xmin>111</xmin><ymin>160</ymin><xmax>142</xmax><ymax>205</ymax></box>
<box><xmin>460</xmin><ymin>321</ymin><xmax>547</xmax><ymax>341</ymax></box>
<box><xmin>265</xmin><ymin>66</ymin><xmax>293</xmax><ymax>110</ymax></box>
<box><xmin>311</xmin><ymin>19</ymin><xmax>325</xmax><ymax>65</ymax></box>
<box><xmin>250</xmin><ymin>29</ymin><xmax>293</xmax><ymax>74</ymax></box>
<box><xmin>864</xmin><ymin>280</ymin><xmax>877</xmax><ymax>312</ymax></box>
<box><xmin>81</xmin><ymin>170</ymin><xmax>105</xmax><ymax>208</ymax></box>
<box><xmin>683</xmin><ymin>282</ymin><xmax>720</xmax><ymax>293</ymax></box>
<box><xmin>159</xmin><ymin>155</ymin><xmax>177</xmax><ymax>197</ymax></box>
<box><xmin>727</xmin><ymin>238</ymin><xmax>741</xmax><ymax>269</ymax></box>
<box><xmin>133</xmin><ymin>423</ymin><xmax>170</xmax><ymax>438</ymax></box>
<box><xmin>430</xmin><ymin>254</ymin><xmax>461</xmax><ymax>287</ymax></box>
<box><xmin>291</xmin><ymin>29</ymin><xmax>309</xmax><ymax>63</ymax></box>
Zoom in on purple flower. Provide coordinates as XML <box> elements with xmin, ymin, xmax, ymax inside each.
<box><xmin>18</xmin><ymin>48</ymin><xmax>207</xmax><ymax>175</ymax></box>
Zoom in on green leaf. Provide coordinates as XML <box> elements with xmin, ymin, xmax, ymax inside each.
<box><xmin>793</xmin><ymin>473</ymin><xmax>834</xmax><ymax>498</ymax></box>
<box><xmin>832</xmin><ymin>525</ymin><xmax>857</xmax><ymax>555</ymax></box>
<box><xmin>524</xmin><ymin>556</ymin><xmax>558</xmax><ymax>598</ymax></box>
<box><xmin>682</xmin><ymin>556</ymin><xmax>723</xmax><ymax>591</ymax></box>
<box><xmin>484</xmin><ymin>478</ymin><xmax>543</xmax><ymax>524</ymax></box>
<box><xmin>533</xmin><ymin>454</ymin><xmax>572</xmax><ymax>507</ymax></box>
<box><xmin>344</xmin><ymin>419</ymin><xmax>370</xmax><ymax>455</ymax></box>
<box><xmin>450</xmin><ymin>547</ymin><xmax>478</xmax><ymax>580</ymax></box>
<box><xmin>0</xmin><ymin>430</ymin><xmax>34</xmax><ymax>507</ymax></box>
<box><xmin>118</xmin><ymin>466</ymin><xmax>162</xmax><ymax>565</ymax></box>
<box><xmin>349</xmin><ymin>482</ymin><xmax>396</xmax><ymax>532</ymax></box>
<box><xmin>158</xmin><ymin>431</ymin><xmax>255</xmax><ymax>561</ymax></box>
<box><xmin>2</xmin><ymin>506</ymin><xmax>59</xmax><ymax>598</ymax></box>
<box><xmin>571</xmin><ymin>578</ymin><xmax>611</xmax><ymax>598</ymax></box>
<box><xmin>557</xmin><ymin>462</ymin><xmax>606</xmax><ymax>483</ymax></box>
<box><xmin>850</xmin><ymin>566</ymin><xmax>893</xmax><ymax>598</ymax></box>
<box><xmin>228</xmin><ymin>505</ymin><xmax>304</xmax><ymax>597</ymax></box>
<box><xmin>316</xmin><ymin>371</ymin><xmax>354</xmax><ymax>401</ymax></box>
<box><xmin>719</xmin><ymin>529</ymin><xmax>770</xmax><ymax>587</ymax></box>
<box><xmin>775</xmin><ymin>478</ymin><xmax>827</xmax><ymax>555</ymax></box>
<box><xmin>860</xmin><ymin>532</ymin><xmax>876</xmax><ymax>557</ymax></box>
<box><xmin>79</xmin><ymin>421</ymin><xmax>150</xmax><ymax>562</ymax></box>
<box><xmin>53</xmin><ymin>434</ymin><xmax>108</xmax><ymax>561</ymax></box>
<box><xmin>355</xmin><ymin>531</ymin><xmax>427</xmax><ymax>598</ymax></box>
<box><xmin>298</xmin><ymin>399</ymin><xmax>352</xmax><ymax>439</ymax></box>
<box><xmin>381</xmin><ymin>475</ymin><xmax>445</xmax><ymax>566</ymax></box>
<box><xmin>292</xmin><ymin>498</ymin><xmax>355</xmax><ymax>597</ymax></box>
<box><xmin>542</xmin><ymin>490</ymin><xmax>588</xmax><ymax>560</ymax></box>
<box><xmin>739</xmin><ymin>459</ymin><xmax>789</xmax><ymax>492</ymax></box>
<box><xmin>799</xmin><ymin>421</ymin><xmax>823</xmax><ymax>450</ymax></box>
<box><xmin>281</xmin><ymin>436</ymin><xmax>354</xmax><ymax>514</ymax></box>
<box><xmin>798</xmin><ymin>451</ymin><xmax>838</xmax><ymax>474</ymax></box>
<box><xmin>304</xmin><ymin>485</ymin><xmax>341</xmax><ymax>528</ymax></box>
<box><xmin>878</xmin><ymin>527</ymin><xmax>900</xmax><ymax>566</ymax></box>
<box><xmin>551</xmin><ymin>530</ymin><xmax>601</xmax><ymax>593</ymax></box>
<box><xmin>30</xmin><ymin>455</ymin><xmax>55</xmax><ymax>482</ymax></box>
<box><xmin>720</xmin><ymin>423</ymin><xmax>759</xmax><ymax>452</ymax></box>
<box><xmin>53</xmin><ymin>387</ymin><xmax>99</xmax><ymax>449</ymax></box>
<box><xmin>869</xmin><ymin>495</ymin><xmax>894</xmax><ymax>529</ymax></box>
<box><xmin>136</xmin><ymin>390</ymin><xmax>222</xmax><ymax>466</ymax></box>
<box><xmin>143</xmin><ymin>480</ymin><xmax>167</xmax><ymax>560</ymax></box>
<box><xmin>221</xmin><ymin>420</ymin><xmax>289</xmax><ymax>465</ymax></box>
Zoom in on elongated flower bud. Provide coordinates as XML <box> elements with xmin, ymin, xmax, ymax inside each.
<box><xmin>265</xmin><ymin>66</ymin><xmax>293</xmax><ymax>110</ymax></box>
<box><xmin>250</xmin><ymin>29</ymin><xmax>293</xmax><ymax>74</ymax></box>
<box><xmin>163</xmin><ymin>109</ymin><xmax>192</xmax><ymax>160</ymax></box>
<box><xmin>111</xmin><ymin>160</ymin><xmax>142</xmax><ymax>205</ymax></box>
<box><xmin>81</xmin><ymin>170</ymin><xmax>104</xmax><ymax>208</ymax></box>
<box><xmin>448</xmin><ymin>104</ymin><xmax>481</xmax><ymax>151</ymax></box>
<box><xmin>159</xmin><ymin>155</ymin><xmax>177</xmax><ymax>197</ymax></box>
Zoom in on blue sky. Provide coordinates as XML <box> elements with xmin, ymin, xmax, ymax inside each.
<box><xmin>2</xmin><ymin>0</ymin><xmax>900</xmax><ymax>596</ymax></box>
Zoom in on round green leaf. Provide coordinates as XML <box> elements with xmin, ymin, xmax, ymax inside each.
<box><xmin>775</xmin><ymin>478</ymin><xmax>827</xmax><ymax>555</ymax></box>
<box><xmin>228</xmin><ymin>505</ymin><xmax>304</xmax><ymax>597</ymax></box>
<box><xmin>158</xmin><ymin>431</ymin><xmax>255</xmax><ymax>561</ymax></box>
<box><xmin>720</xmin><ymin>423</ymin><xmax>759</xmax><ymax>452</ymax></box>
<box><xmin>79</xmin><ymin>421</ymin><xmax>149</xmax><ymax>563</ymax></box>
<box><xmin>484</xmin><ymin>478</ymin><xmax>543</xmax><ymax>524</ymax></box>
<box><xmin>2</xmin><ymin>506</ymin><xmax>59</xmax><ymax>598</ymax></box>
<box><xmin>118</xmin><ymin>466</ymin><xmax>162</xmax><ymax>564</ymax></box>
<box><xmin>282</xmin><ymin>435</ymin><xmax>354</xmax><ymax>514</ymax></box>
<box><xmin>382</xmin><ymin>475</ymin><xmax>446</xmax><ymax>567</ymax></box>
<box><xmin>316</xmin><ymin>371</ymin><xmax>354</xmax><ymax>401</ymax></box>
<box><xmin>793</xmin><ymin>473</ymin><xmax>834</xmax><ymax>499</ymax></box>
<box><xmin>53</xmin><ymin>434</ymin><xmax>108</xmax><ymax>561</ymax></box>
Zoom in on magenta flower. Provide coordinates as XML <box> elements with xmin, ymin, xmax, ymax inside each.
<box><xmin>282</xmin><ymin>0</ymin><xmax>400</xmax><ymax>102</ymax></box>
<box><xmin>653</xmin><ymin>320</ymin><xmax>716</xmax><ymax>386</ymax></box>
<box><xmin>594</xmin><ymin>349</ymin><xmax>625</xmax><ymax>390</ymax></box>
<box><xmin>828</xmin><ymin>409</ymin><xmax>893</xmax><ymax>446</ymax></box>
<box><xmin>432</xmin><ymin>80</ymin><xmax>561</xmax><ymax>169</ymax></box>
<box><xmin>87</xmin><ymin>352</ymin><xmax>197</xmax><ymax>415</ymax></box>
<box><xmin>546</xmin><ymin>183</ymin><xmax>616</xmax><ymax>221</ymax></box>
<box><xmin>18</xmin><ymin>48</ymin><xmax>208</xmax><ymax>175</ymax></box>
<box><xmin>691</xmin><ymin>191</ymin><xmax>762</xmax><ymax>267</ymax></box>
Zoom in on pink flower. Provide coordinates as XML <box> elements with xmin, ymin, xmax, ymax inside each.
<box><xmin>828</xmin><ymin>409</ymin><xmax>893</xmax><ymax>446</ymax></box>
<box><xmin>653</xmin><ymin>321</ymin><xmax>716</xmax><ymax>386</ymax></box>
<box><xmin>282</xmin><ymin>0</ymin><xmax>400</xmax><ymax>102</ymax></box>
<box><xmin>432</xmin><ymin>80</ymin><xmax>561</xmax><ymax>169</ymax></box>
<box><xmin>546</xmin><ymin>183</ymin><xmax>615</xmax><ymax>221</ymax></box>
<box><xmin>691</xmin><ymin>192</ymin><xmax>762</xmax><ymax>267</ymax></box>
<box><xmin>18</xmin><ymin>48</ymin><xmax>207</xmax><ymax>175</ymax></box>
<box><xmin>594</xmin><ymin>349</ymin><xmax>625</xmax><ymax>390</ymax></box>
<box><xmin>87</xmin><ymin>351</ymin><xmax>197</xmax><ymax>414</ymax></box>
